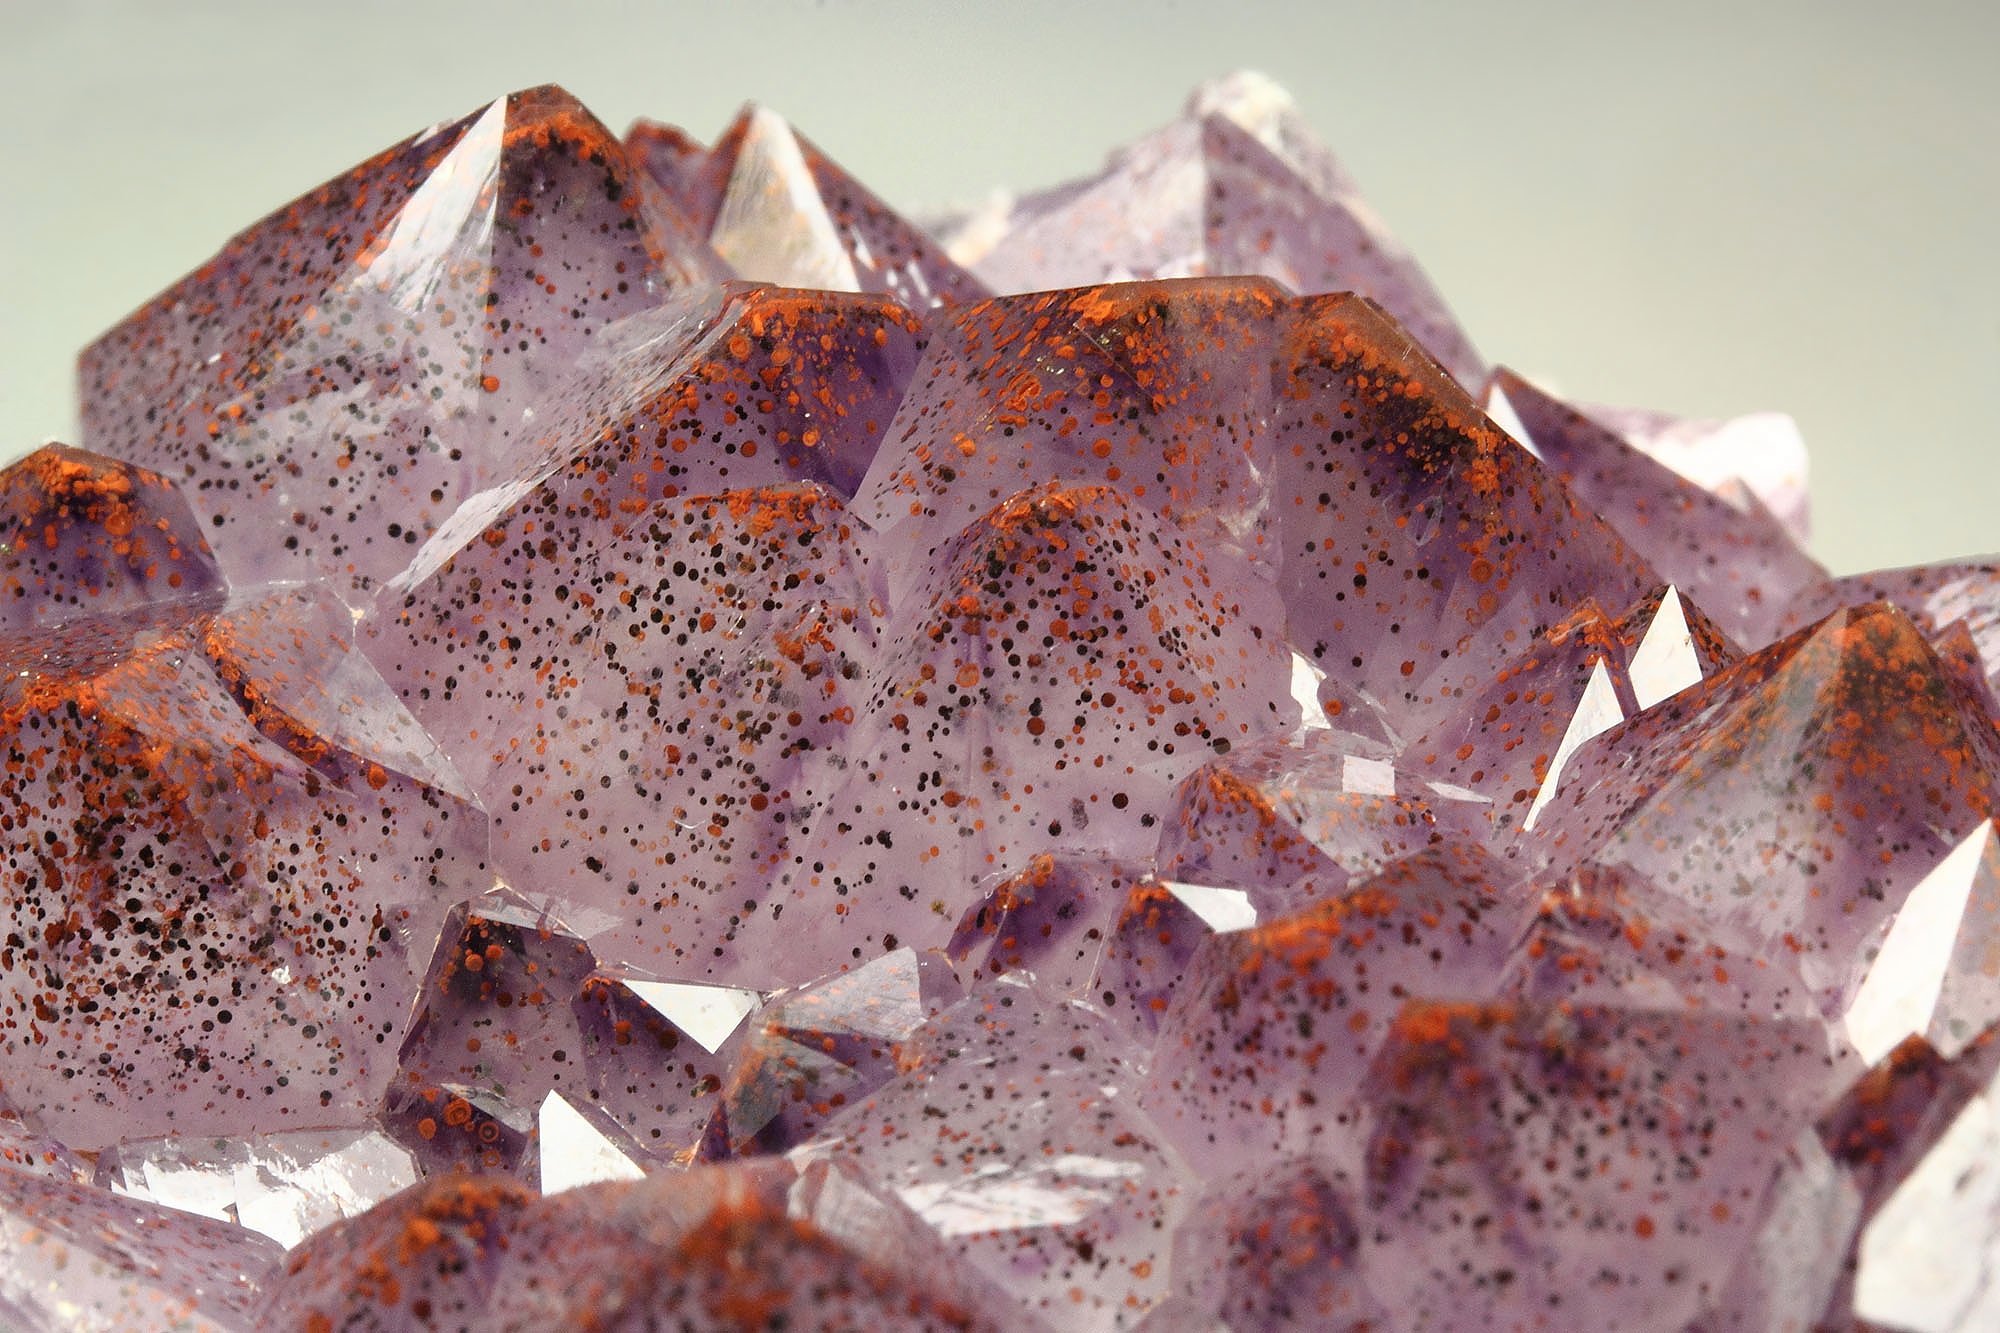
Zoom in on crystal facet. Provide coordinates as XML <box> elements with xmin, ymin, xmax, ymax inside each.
<box><xmin>12</xmin><ymin>70</ymin><xmax>2000</xmax><ymax>1331</ymax></box>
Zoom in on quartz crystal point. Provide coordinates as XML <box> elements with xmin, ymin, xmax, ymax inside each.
<box><xmin>0</xmin><ymin>1164</ymin><xmax>282</xmax><ymax>1331</ymax></box>
<box><xmin>1272</xmin><ymin>294</ymin><xmax>1658</xmax><ymax>741</ymax></box>
<box><xmin>1818</xmin><ymin>1031</ymin><xmax>2000</xmax><ymax>1221</ymax></box>
<box><xmin>23</xmin><ymin>69</ymin><xmax>2000</xmax><ymax>1328</ymax></box>
<box><xmin>954</xmin><ymin>74</ymin><xmax>1484</xmax><ymax>388</ymax></box>
<box><xmin>0</xmin><ymin>443</ymin><xmax>223</xmax><ymax>627</ymax></box>
<box><xmin>852</xmin><ymin>278</ymin><xmax>1288</xmax><ymax>593</ymax></box>
<box><xmin>630</xmin><ymin>106</ymin><xmax>991</xmax><ymax>309</ymax></box>
<box><xmin>256</xmin><ymin>1174</ymin><xmax>534</xmax><ymax>1329</ymax></box>
<box><xmin>79</xmin><ymin>85</ymin><xmax>728</xmax><ymax>597</ymax></box>
<box><xmin>1397</xmin><ymin>583</ymin><xmax>1738</xmax><ymax>837</ymax></box>
<box><xmin>1155</xmin><ymin>729</ymin><xmax>1494</xmax><ymax>904</ymax></box>
<box><xmin>947</xmin><ymin>854</ymin><xmax>1157</xmax><ymax>996</ymax></box>
<box><xmin>1143</xmin><ymin>844</ymin><xmax>1536</xmax><ymax>1180</ymax></box>
<box><xmin>712</xmin><ymin>946</ymin><xmax>960</xmax><ymax>1156</ymax></box>
<box><xmin>771</xmin><ymin>481</ymin><xmax>1294</xmax><ymax>972</ymax></box>
<box><xmin>1496</xmin><ymin>368</ymin><xmax>1827</xmax><ymax>647</ymax></box>
<box><xmin>1397</xmin><ymin>595</ymin><xmax>1636</xmax><ymax>836</ymax></box>
<box><xmin>1499</xmin><ymin>863</ymin><xmax>1817</xmax><ymax>1021</ymax></box>
<box><xmin>380</xmin><ymin>1080</ymin><xmax>536</xmax><ymax>1179</ymax></box>
<box><xmin>803</xmin><ymin>977</ymin><xmax>1191</xmax><ymax>1332</ymax></box>
<box><xmin>382</xmin><ymin>891</ymin><xmax>599</xmax><ymax>1174</ymax></box>
<box><xmin>1782</xmin><ymin>559</ymin><xmax>2000</xmax><ymax>702</ymax></box>
<box><xmin>1619</xmin><ymin>581</ymin><xmax>1744</xmax><ymax>702</ymax></box>
<box><xmin>1532</xmin><ymin>602</ymin><xmax>2000</xmax><ymax>1016</ymax></box>
<box><xmin>365</xmin><ymin>285</ymin><xmax>917</xmax><ymax>985</ymax></box>
<box><xmin>1568</xmin><ymin>395</ymin><xmax>1813</xmax><ymax>544</ymax></box>
<box><xmin>947</xmin><ymin>855</ymin><xmax>1258</xmax><ymax>1047</ymax></box>
<box><xmin>0</xmin><ymin>557</ymin><xmax>486</xmax><ymax>1150</ymax></box>
<box><xmin>1359</xmin><ymin>1001</ymin><xmax>1854</xmax><ymax>1330</ymax></box>
<box><xmin>1843</xmin><ymin>822</ymin><xmax>2000</xmax><ymax>1062</ymax></box>
<box><xmin>1845</xmin><ymin>1030</ymin><xmax>2000</xmax><ymax>1331</ymax></box>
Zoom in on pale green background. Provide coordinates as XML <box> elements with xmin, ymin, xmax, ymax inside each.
<box><xmin>3</xmin><ymin>0</ymin><xmax>1994</xmax><ymax>575</ymax></box>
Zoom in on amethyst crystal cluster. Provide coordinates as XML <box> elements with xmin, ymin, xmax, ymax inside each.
<box><xmin>3</xmin><ymin>71</ymin><xmax>1996</xmax><ymax>1331</ymax></box>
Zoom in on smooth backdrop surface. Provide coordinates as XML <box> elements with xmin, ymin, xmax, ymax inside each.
<box><xmin>3</xmin><ymin>0</ymin><xmax>1994</xmax><ymax>574</ymax></box>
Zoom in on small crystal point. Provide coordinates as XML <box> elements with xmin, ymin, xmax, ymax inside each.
<box><xmin>1532</xmin><ymin>602</ymin><xmax>2000</xmax><ymax>1015</ymax></box>
<box><xmin>693</xmin><ymin>106</ymin><xmax>989</xmax><ymax>309</ymax></box>
<box><xmin>81</xmin><ymin>85</ymin><xmax>727</xmax><ymax>597</ymax></box>
<box><xmin>0</xmin><ymin>443</ymin><xmax>224</xmax><ymax>626</ymax></box>
<box><xmin>1497</xmin><ymin>368</ymin><xmax>1825</xmax><ymax>648</ymax></box>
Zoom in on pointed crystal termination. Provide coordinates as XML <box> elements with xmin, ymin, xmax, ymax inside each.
<box><xmin>1153</xmin><ymin>738</ymin><xmax>1365</xmax><ymax>904</ymax></box>
<box><xmin>946</xmin><ymin>855</ymin><xmax>1255</xmax><ymax>1049</ymax></box>
<box><xmin>1359</xmin><ymin>1002</ymin><xmax>1854</xmax><ymax>1330</ymax></box>
<box><xmin>525</xmin><ymin>1090</ymin><xmax>649</xmax><ymax>1194</ymax></box>
<box><xmin>0</xmin><ymin>1163</ymin><xmax>283</xmax><ymax>1330</ymax></box>
<box><xmin>362</xmin><ymin>291</ymin><xmax>920</xmax><ymax>986</ymax></box>
<box><xmin>1155</xmin><ymin>728</ymin><xmax>1495</xmax><ymax>910</ymax></box>
<box><xmin>1521</xmin><ymin>657</ymin><xmax>1626</xmax><ymax>832</ymax></box>
<box><xmin>711</xmin><ymin>948</ymin><xmax>960</xmax><ymax>1157</ymax></box>
<box><xmin>1143</xmin><ymin>844</ymin><xmax>1535</xmax><ymax>1181</ymax></box>
<box><xmin>1817</xmin><ymin>1031</ymin><xmax>2000</xmax><ymax>1222</ymax></box>
<box><xmin>946</xmin><ymin>854</ymin><xmax>1154</xmax><ymax>995</ymax></box>
<box><xmin>0</xmin><ymin>583</ymin><xmax>487</xmax><ymax>1151</ymax></box>
<box><xmin>1532</xmin><ymin>602</ymin><xmax>2000</xmax><ymax>1016</ymax></box>
<box><xmin>1570</xmin><ymin>395</ymin><xmax>1813</xmax><ymax>544</ymax></box>
<box><xmin>387</xmin><ymin>483</ymin><xmax>879</xmax><ymax>988</ymax></box>
<box><xmin>1273</xmin><ymin>296</ymin><xmax>1658</xmax><ymax>742</ymax></box>
<box><xmin>851</xmin><ymin>278</ymin><xmax>1287</xmax><ymax>595</ymax></box>
<box><xmin>623</xmin><ymin>119</ymin><xmax>715</xmax><ymax>221</ymax></box>
<box><xmin>384</xmin><ymin>893</ymin><xmax>598</xmax><ymax>1173</ymax></box>
<box><xmin>958</xmin><ymin>73</ymin><xmax>1484</xmax><ymax>387</ymax></box>
<box><xmin>1782</xmin><ymin>559</ymin><xmax>2000</xmax><ymax>703</ymax></box>
<box><xmin>806</xmin><ymin>978</ymin><xmax>1192</xmax><ymax>1332</ymax></box>
<box><xmin>651</xmin><ymin>105</ymin><xmax>991</xmax><ymax>310</ymax></box>
<box><xmin>1395</xmin><ymin>597</ymin><xmax>1636</xmax><ymax>839</ymax></box>
<box><xmin>380</xmin><ymin>1082</ymin><xmax>537</xmax><ymax>1179</ymax></box>
<box><xmin>771</xmin><ymin>482</ymin><xmax>1296</xmax><ymax>969</ymax></box>
<box><xmin>1499</xmin><ymin>863</ymin><xmax>1817</xmax><ymax>1020</ymax></box>
<box><xmin>0</xmin><ymin>444</ymin><xmax>223</xmax><ymax>627</ymax></box>
<box><xmin>1623</xmin><ymin>583</ymin><xmax>1738</xmax><ymax>709</ymax></box>
<box><xmin>1496</xmin><ymin>369</ymin><xmax>1826</xmax><ymax>647</ymax></box>
<box><xmin>79</xmin><ymin>85</ymin><xmax>728</xmax><ymax>596</ymax></box>
<box><xmin>1847</xmin><ymin>1031</ymin><xmax>2000</xmax><ymax>1331</ymax></box>
<box><xmin>256</xmin><ymin>1174</ymin><xmax>533</xmax><ymax>1327</ymax></box>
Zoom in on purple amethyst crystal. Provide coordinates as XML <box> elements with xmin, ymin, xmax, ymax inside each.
<box><xmin>0</xmin><ymin>577</ymin><xmax>486</xmax><ymax>1151</ymax></box>
<box><xmin>0</xmin><ymin>444</ymin><xmax>223</xmax><ymax>626</ymax></box>
<box><xmin>1</xmin><ymin>70</ymin><xmax>1994</xmax><ymax>1331</ymax></box>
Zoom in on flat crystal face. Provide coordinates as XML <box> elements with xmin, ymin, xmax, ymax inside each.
<box><xmin>3</xmin><ymin>71</ymin><xmax>1995</xmax><ymax>1330</ymax></box>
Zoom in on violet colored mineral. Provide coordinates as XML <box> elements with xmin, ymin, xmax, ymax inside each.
<box><xmin>0</xmin><ymin>73</ymin><xmax>1992</xmax><ymax>1331</ymax></box>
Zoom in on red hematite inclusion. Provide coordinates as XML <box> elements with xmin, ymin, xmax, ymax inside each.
<box><xmin>0</xmin><ymin>72</ymin><xmax>1994</xmax><ymax>1331</ymax></box>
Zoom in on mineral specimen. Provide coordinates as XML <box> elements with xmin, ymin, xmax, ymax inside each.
<box><xmin>0</xmin><ymin>73</ymin><xmax>1991</xmax><ymax>1331</ymax></box>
